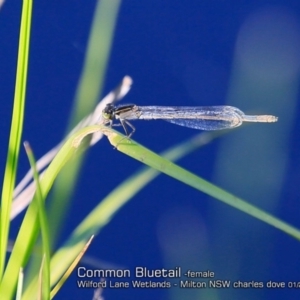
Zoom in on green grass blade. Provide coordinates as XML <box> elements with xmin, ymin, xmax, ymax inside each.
<box><xmin>24</xmin><ymin>142</ymin><xmax>50</xmax><ymax>300</ymax></box>
<box><xmin>26</xmin><ymin>124</ymin><xmax>300</xmax><ymax>293</ymax></box>
<box><xmin>20</xmin><ymin>123</ymin><xmax>300</xmax><ymax>297</ymax></box>
<box><xmin>0</xmin><ymin>0</ymin><xmax>33</xmax><ymax>279</ymax></box>
<box><xmin>102</xmin><ymin>126</ymin><xmax>300</xmax><ymax>240</ymax></box>
<box><xmin>24</xmin><ymin>131</ymin><xmax>221</xmax><ymax>292</ymax></box>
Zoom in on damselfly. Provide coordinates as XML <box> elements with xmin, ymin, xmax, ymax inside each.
<box><xmin>102</xmin><ymin>104</ymin><xmax>278</xmax><ymax>138</ymax></box>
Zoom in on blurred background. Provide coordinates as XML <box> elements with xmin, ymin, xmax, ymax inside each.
<box><xmin>1</xmin><ymin>0</ymin><xmax>300</xmax><ymax>299</ymax></box>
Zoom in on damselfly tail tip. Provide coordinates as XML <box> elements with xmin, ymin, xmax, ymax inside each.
<box><xmin>243</xmin><ymin>114</ymin><xmax>278</xmax><ymax>123</ymax></box>
<box><xmin>261</xmin><ymin>115</ymin><xmax>278</xmax><ymax>123</ymax></box>
<box><xmin>271</xmin><ymin>115</ymin><xmax>278</xmax><ymax>123</ymax></box>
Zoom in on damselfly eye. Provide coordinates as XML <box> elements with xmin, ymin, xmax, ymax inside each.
<box><xmin>102</xmin><ymin>111</ymin><xmax>112</xmax><ymax>120</ymax></box>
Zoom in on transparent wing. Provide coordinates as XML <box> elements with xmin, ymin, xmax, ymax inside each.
<box><xmin>166</xmin><ymin>118</ymin><xmax>235</xmax><ymax>130</ymax></box>
<box><xmin>136</xmin><ymin>106</ymin><xmax>244</xmax><ymax>130</ymax></box>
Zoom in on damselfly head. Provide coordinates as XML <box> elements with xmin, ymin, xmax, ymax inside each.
<box><xmin>102</xmin><ymin>104</ymin><xmax>115</xmax><ymax>120</ymax></box>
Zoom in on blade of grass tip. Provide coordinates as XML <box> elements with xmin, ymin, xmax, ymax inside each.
<box><xmin>0</xmin><ymin>0</ymin><xmax>33</xmax><ymax>279</ymax></box>
<box><xmin>101</xmin><ymin>125</ymin><xmax>300</xmax><ymax>240</ymax></box>
<box><xmin>16</xmin><ymin>268</ymin><xmax>24</xmax><ymax>300</ymax></box>
<box><xmin>0</xmin><ymin>126</ymin><xmax>101</xmax><ymax>299</ymax></box>
<box><xmin>24</xmin><ymin>142</ymin><xmax>50</xmax><ymax>300</ymax></box>
<box><xmin>50</xmin><ymin>235</ymin><xmax>94</xmax><ymax>299</ymax></box>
